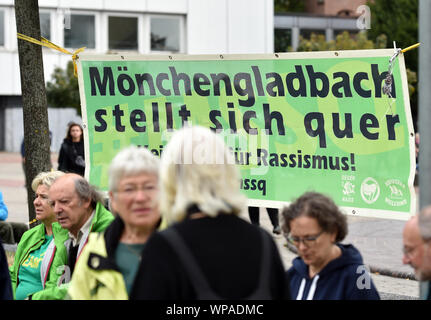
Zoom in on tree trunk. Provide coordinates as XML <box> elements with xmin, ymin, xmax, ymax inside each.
<box><xmin>15</xmin><ymin>0</ymin><xmax>51</xmax><ymax>227</ymax></box>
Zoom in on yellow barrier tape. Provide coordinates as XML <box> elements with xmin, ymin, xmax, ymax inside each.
<box><xmin>17</xmin><ymin>33</ymin><xmax>85</xmax><ymax>77</ymax></box>
<box><xmin>401</xmin><ymin>42</ymin><xmax>420</xmax><ymax>53</ymax></box>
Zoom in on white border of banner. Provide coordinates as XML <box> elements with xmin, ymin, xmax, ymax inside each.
<box><xmin>76</xmin><ymin>49</ymin><xmax>416</xmax><ymax>220</ymax></box>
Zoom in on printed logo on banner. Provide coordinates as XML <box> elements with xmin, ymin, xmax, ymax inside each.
<box><xmin>341</xmin><ymin>175</ymin><xmax>355</xmax><ymax>203</ymax></box>
<box><xmin>360</xmin><ymin>177</ymin><xmax>380</xmax><ymax>204</ymax></box>
<box><xmin>385</xmin><ymin>179</ymin><xmax>407</xmax><ymax>207</ymax></box>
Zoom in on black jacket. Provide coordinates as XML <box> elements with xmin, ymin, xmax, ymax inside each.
<box><xmin>0</xmin><ymin>239</ymin><xmax>13</xmax><ymax>300</ymax></box>
<box><xmin>58</xmin><ymin>139</ymin><xmax>85</xmax><ymax>176</ymax></box>
<box><xmin>130</xmin><ymin>214</ymin><xmax>290</xmax><ymax>300</ymax></box>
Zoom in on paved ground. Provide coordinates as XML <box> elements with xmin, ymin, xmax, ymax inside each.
<box><xmin>0</xmin><ymin>151</ymin><xmax>420</xmax><ymax>299</ymax></box>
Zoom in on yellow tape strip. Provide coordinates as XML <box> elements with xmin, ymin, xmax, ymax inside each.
<box><xmin>401</xmin><ymin>43</ymin><xmax>420</xmax><ymax>53</ymax></box>
<box><xmin>17</xmin><ymin>33</ymin><xmax>85</xmax><ymax>77</ymax></box>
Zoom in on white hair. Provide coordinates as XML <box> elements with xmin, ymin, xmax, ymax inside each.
<box><xmin>159</xmin><ymin>126</ymin><xmax>246</xmax><ymax>225</ymax></box>
<box><xmin>108</xmin><ymin>145</ymin><xmax>160</xmax><ymax>192</ymax></box>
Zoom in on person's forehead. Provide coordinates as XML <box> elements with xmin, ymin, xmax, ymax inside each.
<box><xmin>404</xmin><ymin>227</ymin><xmax>423</xmax><ymax>248</ymax></box>
<box><xmin>36</xmin><ymin>184</ymin><xmax>49</xmax><ymax>194</ymax></box>
<box><xmin>119</xmin><ymin>172</ymin><xmax>157</xmax><ymax>185</ymax></box>
<box><xmin>49</xmin><ymin>179</ymin><xmax>76</xmax><ymax>198</ymax></box>
<box><xmin>290</xmin><ymin>216</ymin><xmax>320</xmax><ymax>234</ymax></box>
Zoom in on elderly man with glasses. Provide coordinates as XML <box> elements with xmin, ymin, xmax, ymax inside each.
<box><xmin>403</xmin><ymin>207</ymin><xmax>431</xmax><ymax>299</ymax></box>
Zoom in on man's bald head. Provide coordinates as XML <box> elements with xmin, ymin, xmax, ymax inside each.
<box><xmin>419</xmin><ymin>206</ymin><xmax>431</xmax><ymax>241</ymax></box>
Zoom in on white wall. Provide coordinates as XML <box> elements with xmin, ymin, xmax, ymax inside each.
<box><xmin>5</xmin><ymin>107</ymin><xmax>82</xmax><ymax>153</ymax></box>
<box><xmin>0</xmin><ymin>0</ymin><xmax>274</xmax><ymax>95</ymax></box>
<box><xmin>0</xmin><ymin>0</ymin><xmax>273</xmax><ymax>151</ymax></box>
<box><xmin>187</xmin><ymin>0</ymin><xmax>273</xmax><ymax>54</ymax></box>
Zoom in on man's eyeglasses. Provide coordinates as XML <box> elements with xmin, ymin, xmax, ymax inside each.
<box><xmin>287</xmin><ymin>231</ymin><xmax>324</xmax><ymax>247</ymax></box>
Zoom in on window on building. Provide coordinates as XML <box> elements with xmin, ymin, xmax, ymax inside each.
<box><xmin>39</xmin><ymin>12</ymin><xmax>50</xmax><ymax>40</ymax></box>
<box><xmin>108</xmin><ymin>16</ymin><xmax>138</xmax><ymax>50</ymax></box>
<box><xmin>0</xmin><ymin>11</ymin><xmax>4</xmax><ymax>46</ymax></box>
<box><xmin>64</xmin><ymin>14</ymin><xmax>95</xmax><ymax>49</ymax></box>
<box><xmin>150</xmin><ymin>16</ymin><xmax>181</xmax><ymax>52</ymax></box>
<box><xmin>274</xmin><ymin>29</ymin><xmax>292</xmax><ymax>52</ymax></box>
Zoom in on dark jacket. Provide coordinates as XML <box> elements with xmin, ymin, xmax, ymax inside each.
<box><xmin>58</xmin><ymin>139</ymin><xmax>85</xmax><ymax>176</ymax></box>
<box><xmin>287</xmin><ymin>244</ymin><xmax>380</xmax><ymax>300</ymax></box>
<box><xmin>130</xmin><ymin>214</ymin><xmax>289</xmax><ymax>300</ymax></box>
<box><xmin>0</xmin><ymin>239</ymin><xmax>13</xmax><ymax>300</ymax></box>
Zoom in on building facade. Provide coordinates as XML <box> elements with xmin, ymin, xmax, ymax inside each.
<box><xmin>0</xmin><ymin>0</ymin><xmax>274</xmax><ymax>151</ymax></box>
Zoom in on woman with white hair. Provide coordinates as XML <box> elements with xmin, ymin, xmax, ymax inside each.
<box><xmin>67</xmin><ymin>145</ymin><xmax>161</xmax><ymax>299</ymax></box>
<box><xmin>10</xmin><ymin>170</ymin><xmax>67</xmax><ymax>300</ymax></box>
<box><xmin>130</xmin><ymin>126</ymin><xmax>289</xmax><ymax>300</ymax></box>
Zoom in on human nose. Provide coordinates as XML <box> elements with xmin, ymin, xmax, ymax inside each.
<box><xmin>33</xmin><ymin>196</ymin><xmax>40</xmax><ymax>206</ymax></box>
<box><xmin>134</xmin><ymin>189</ymin><xmax>150</xmax><ymax>201</ymax></box>
<box><xmin>297</xmin><ymin>240</ymin><xmax>308</xmax><ymax>252</ymax></box>
<box><xmin>402</xmin><ymin>253</ymin><xmax>410</xmax><ymax>265</ymax></box>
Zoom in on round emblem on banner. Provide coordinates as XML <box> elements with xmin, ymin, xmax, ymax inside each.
<box><xmin>360</xmin><ymin>177</ymin><xmax>380</xmax><ymax>204</ymax></box>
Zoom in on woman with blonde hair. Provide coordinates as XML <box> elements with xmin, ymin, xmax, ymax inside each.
<box><xmin>10</xmin><ymin>170</ymin><xmax>68</xmax><ymax>300</ymax></box>
<box><xmin>131</xmin><ymin>126</ymin><xmax>289</xmax><ymax>300</ymax></box>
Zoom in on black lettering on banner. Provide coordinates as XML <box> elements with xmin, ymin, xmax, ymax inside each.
<box><xmin>286</xmin><ymin>65</ymin><xmax>307</xmax><ymax>97</ymax></box>
<box><xmin>94</xmin><ymin>109</ymin><xmax>107</xmax><ymax>132</ymax></box>
<box><xmin>266</xmin><ymin>72</ymin><xmax>285</xmax><ymax>97</ymax></box>
<box><xmin>113</xmin><ymin>104</ymin><xmax>126</xmax><ymax>132</ymax></box>
<box><xmin>353</xmin><ymin>72</ymin><xmax>371</xmax><ymax>98</ymax></box>
<box><xmin>306</xmin><ymin>65</ymin><xmax>329</xmax><ymax>98</ymax></box>
<box><xmin>332</xmin><ymin>113</ymin><xmax>353</xmax><ymax>138</ymax></box>
<box><xmin>233</xmin><ymin>72</ymin><xmax>255</xmax><ymax>107</ymax></box>
<box><xmin>304</xmin><ymin>112</ymin><xmax>326</xmax><ymax>148</ymax></box>
<box><xmin>193</xmin><ymin>73</ymin><xmax>211</xmax><ymax>96</ymax></box>
<box><xmin>332</xmin><ymin>72</ymin><xmax>352</xmax><ymax>98</ymax></box>
<box><xmin>360</xmin><ymin>113</ymin><xmax>379</xmax><ymax>140</ymax></box>
<box><xmin>117</xmin><ymin>73</ymin><xmax>135</xmax><ymax>96</ymax></box>
<box><xmin>135</xmin><ymin>73</ymin><xmax>156</xmax><ymax>95</ymax></box>
<box><xmin>130</xmin><ymin>109</ymin><xmax>146</xmax><ymax>132</ymax></box>
<box><xmin>90</xmin><ymin>67</ymin><xmax>114</xmax><ymax>96</ymax></box>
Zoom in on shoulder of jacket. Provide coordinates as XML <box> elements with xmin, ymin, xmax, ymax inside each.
<box><xmin>85</xmin><ymin>232</ymin><xmax>108</xmax><ymax>258</ymax></box>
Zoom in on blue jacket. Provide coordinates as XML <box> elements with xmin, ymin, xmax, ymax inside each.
<box><xmin>287</xmin><ymin>244</ymin><xmax>380</xmax><ymax>300</ymax></box>
<box><xmin>0</xmin><ymin>191</ymin><xmax>8</xmax><ymax>221</ymax></box>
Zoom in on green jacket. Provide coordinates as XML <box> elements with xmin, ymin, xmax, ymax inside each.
<box><xmin>9</xmin><ymin>222</ymin><xmax>69</xmax><ymax>300</ymax></box>
<box><xmin>10</xmin><ymin>202</ymin><xmax>114</xmax><ymax>300</ymax></box>
<box><xmin>57</xmin><ymin>202</ymin><xmax>114</xmax><ymax>300</ymax></box>
<box><xmin>67</xmin><ymin>216</ymin><xmax>128</xmax><ymax>300</ymax></box>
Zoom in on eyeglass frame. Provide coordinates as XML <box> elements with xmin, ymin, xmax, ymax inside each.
<box><xmin>287</xmin><ymin>230</ymin><xmax>325</xmax><ymax>247</ymax></box>
<box><xmin>113</xmin><ymin>184</ymin><xmax>158</xmax><ymax>198</ymax></box>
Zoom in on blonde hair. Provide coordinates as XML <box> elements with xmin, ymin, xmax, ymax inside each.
<box><xmin>159</xmin><ymin>126</ymin><xmax>246</xmax><ymax>225</ymax></box>
<box><xmin>31</xmin><ymin>170</ymin><xmax>65</xmax><ymax>192</ymax></box>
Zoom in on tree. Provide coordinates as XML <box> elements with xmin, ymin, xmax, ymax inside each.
<box><xmin>295</xmin><ymin>31</ymin><xmax>418</xmax><ymax>130</ymax></box>
<box><xmin>366</xmin><ymin>0</ymin><xmax>418</xmax><ymax>129</ymax></box>
<box><xmin>15</xmin><ymin>0</ymin><xmax>52</xmax><ymax>225</ymax></box>
<box><xmin>46</xmin><ymin>61</ymin><xmax>81</xmax><ymax>115</ymax></box>
<box><xmin>274</xmin><ymin>0</ymin><xmax>305</xmax><ymax>13</ymax></box>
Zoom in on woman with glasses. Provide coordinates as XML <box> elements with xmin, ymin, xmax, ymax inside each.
<box><xmin>67</xmin><ymin>146</ymin><xmax>162</xmax><ymax>299</ymax></box>
<box><xmin>282</xmin><ymin>192</ymin><xmax>380</xmax><ymax>300</ymax></box>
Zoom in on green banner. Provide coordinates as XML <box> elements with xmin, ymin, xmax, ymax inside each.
<box><xmin>77</xmin><ymin>49</ymin><xmax>416</xmax><ymax>220</ymax></box>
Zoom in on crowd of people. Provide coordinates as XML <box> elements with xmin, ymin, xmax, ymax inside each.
<box><xmin>0</xmin><ymin>124</ymin><xmax>428</xmax><ymax>300</ymax></box>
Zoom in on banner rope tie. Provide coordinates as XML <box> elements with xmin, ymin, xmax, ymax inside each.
<box><xmin>17</xmin><ymin>33</ymin><xmax>85</xmax><ymax>77</ymax></box>
<box><xmin>382</xmin><ymin>42</ymin><xmax>420</xmax><ymax>117</ymax></box>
